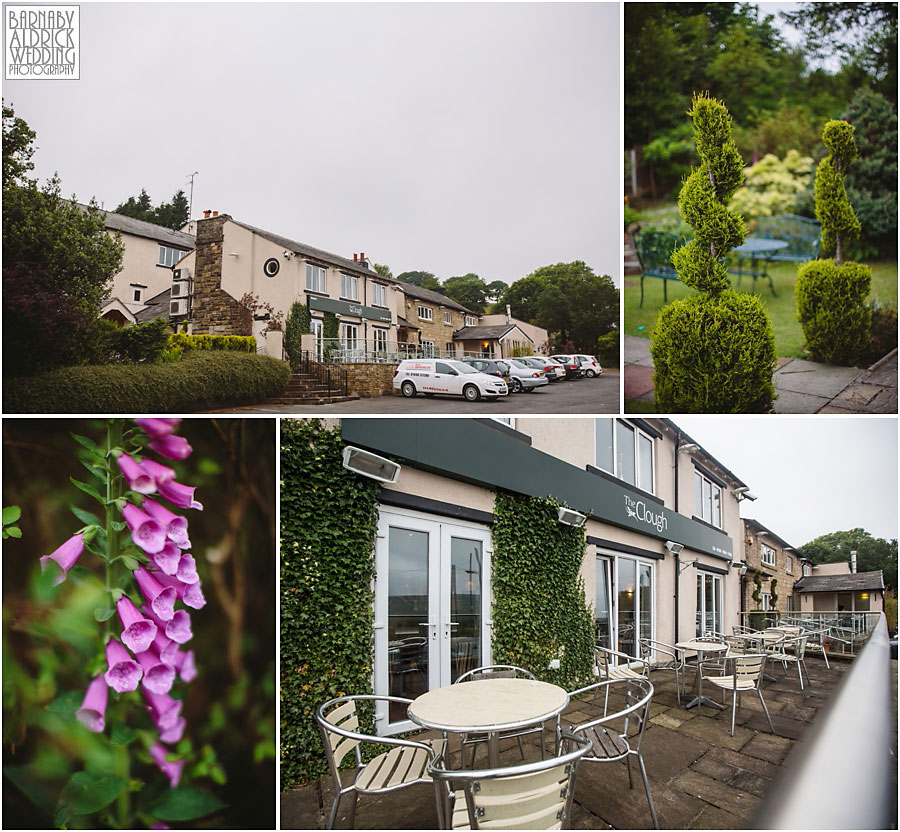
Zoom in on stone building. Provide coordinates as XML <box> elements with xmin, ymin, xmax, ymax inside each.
<box><xmin>740</xmin><ymin>518</ymin><xmax>799</xmax><ymax>614</ymax></box>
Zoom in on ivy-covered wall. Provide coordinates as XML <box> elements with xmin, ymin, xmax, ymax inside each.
<box><xmin>491</xmin><ymin>491</ymin><xmax>595</xmax><ymax>691</ymax></box>
<box><xmin>280</xmin><ymin>420</ymin><xmax>381</xmax><ymax>790</ymax></box>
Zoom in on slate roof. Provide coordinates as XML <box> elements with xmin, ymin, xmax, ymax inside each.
<box><xmin>77</xmin><ymin>204</ymin><xmax>195</xmax><ymax>249</ymax></box>
<box><xmin>453</xmin><ymin>324</ymin><xmax>526</xmax><ymax>341</ymax></box>
<box><xmin>134</xmin><ymin>288</ymin><xmax>172</xmax><ymax>323</ymax></box>
<box><xmin>793</xmin><ymin>570</ymin><xmax>885</xmax><ymax>593</ymax></box>
<box><xmin>230</xmin><ymin>218</ymin><xmax>379</xmax><ymax>279</ymax></box>
<box><xmin>662</xmin><ymin>419</ymin><xmax>749</xmax><ymax>489</ymax></box>
<box><xmin>744</xmin><ymin>518</ymin><xmax>796</xmax><ymax>552</ymax></box>
<box><xmin>398</xmin><ymin>282</ymin><xmax>474</xmax><ymax>314</ymax></box>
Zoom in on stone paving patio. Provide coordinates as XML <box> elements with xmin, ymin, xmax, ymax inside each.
<box><xmin>282</xmin><ymin>655</ymin><xmax>864</xmax><ymax>829</ymax></box>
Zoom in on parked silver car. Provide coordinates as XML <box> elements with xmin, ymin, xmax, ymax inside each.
<box><xmin>505</xmin><ymin>359</ymin><xmax>550</xmax><ymax>392</ymax></box>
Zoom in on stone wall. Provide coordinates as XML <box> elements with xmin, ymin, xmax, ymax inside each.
<box><xmin>401</xmin><ymin>299</ymin><xmax>468</xmax><ymax>352</ymax></box>
<box><xmin>191</xmin><ymin>214</ymin><xmax>251</xmax><ymax>336</ymax></box>
<box><xmin>340</xmin><ymin>363</ymin><xmax>396</xmax><ymax>398</ymax></box>
<box><xmin>742</xmin><ymin>524</ymin><xmax>798</xmax><ymax>613</ymax></box>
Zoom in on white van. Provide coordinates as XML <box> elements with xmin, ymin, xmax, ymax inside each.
<box><xmin>392</xmin><ymin>359</ymin><xmax>509</xmax><ymax>401</ymax></box>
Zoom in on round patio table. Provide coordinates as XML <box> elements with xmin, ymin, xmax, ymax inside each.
<box><xmin>407</xmin><ymin>678</ymin><xmax>568</xmax><ymax>768</ymax></box>
<box><xmin>675</xmin><ymin>640</ymin><xmax>728</xmax><ymax>711</ymax></box>
<box><xmin>731</xmin><ymin>238</ymin><xmax>789</xmax><ymax>295</ymax></box>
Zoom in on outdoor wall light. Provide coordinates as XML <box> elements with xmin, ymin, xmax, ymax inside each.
<box><xmin>733</xmin><ymin>487</ymin><xmax>758</xmax><ymax>502</ymax></box>
<box><xmin>665</xmin><ymin>540</ymin><xmax>685</xmax><ymax>555</ymax></box>
<box><xmin>677</xmin><ymin>443</ymin><xmax>700</xmax><ymax>454</ymax></box>
<box><xmin>557</xmin><ymin>507</ymin><xmax>587</xmax><ymax>528</ymax></box>
<box><xmin>341</xmin><ymin>446</ymin><xmax>401</xmax><ymax>484</ymax></box>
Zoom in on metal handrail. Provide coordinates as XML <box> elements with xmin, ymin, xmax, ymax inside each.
<box><xmin>298</xmin><ymin>350</ymin><xmax>348</xmax><ymax>397</ymax></box>
<box><xmin>751</xmin><ymin>614</ymin><xmax>896</xmax><ymax>830</ymax></box>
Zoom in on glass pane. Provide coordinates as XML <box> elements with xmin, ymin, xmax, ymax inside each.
<box><xmin>388</xmin><ymin>527</ymin><xmax>429</xmax><ymax>720</ymax></box>
<box><xmin>856</xmin><ymin>592</ymin><xmax>870</xmax><ymax>612</ymax></box>
<box><xmin>639</xmin><ymin>564</ymin><xmax>652</xmax><ymax>643</ymax></box>
<box><xmin>639</xmin><ymin>434</ymin><xmax>653</xmax><ymax>493</ymax></box>
<box><xmin>596</xmin><ymin>420</ymin><xmax>613</xmax><ymax>473</ymax></box>
<box><xmin>705</xmin><ymin>575</ymin><xmax>715</xmax><ymax>634</ymax></box>
<box><xmin>715</xmin><ymin>577</ymin><xmax>722</xmax><ymax>632</ymax></box>
<box><xmin>616</xmin><ymin>422</ymin><xmax>635</xmax><ymax>485</ymax></box>
<box><xmin>617</xmin><ymin>558</ymin><xmax>636</xmax><ymax>658</ymax></box>
<box><xmin>712</xmin><ymin>486</ymin><xmax>721</xmax><ymax>528</ymax></box>
<box><xmin>696</xmin><ymin>575</ymin><xmax>703</xmax><ymax>637</ymax></box>
<box><xmin>450</xmin><ymin>537</ymin><xmax>482</xmax><ymax>683</ymax></box>
<box><xmin>694</xmin><ymin>473</ymin><xmax>703</xmax><ymax>519</ymax></box>
<box><xmin>595</xmin><ymin>559</ymin><xmax>611</xmax><ymax>649</ymax></box>
<box><xmin>702</xmin><ymin>478</ymin><xmax>711</xmax><ymax>523</ymax></box>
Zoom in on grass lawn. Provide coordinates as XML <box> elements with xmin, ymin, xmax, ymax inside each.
<box><xmin>624</xmin><ymin>258</ymin><xmax>898</xmax><ymax>359</ymax></box>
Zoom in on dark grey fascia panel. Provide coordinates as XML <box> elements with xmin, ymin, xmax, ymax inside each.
<box><xmin>341</xmin><ymin>418</ymin><xmax>733</xmax><ymax>561</ymax></box>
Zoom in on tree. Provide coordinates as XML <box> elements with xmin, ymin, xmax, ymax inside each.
<box><xmin>485</xmin><ymin>280</ymin><xmax>508</xmax><ymax>305</ymax></box>
<box><xmin>796</xmin><ymin>119</ymin><xmax>871</xmax><ymax>365</ymax></box>
<box><xmin>730</xmin><ymin>150</ymin><xmax>815</xmax><ymax>219</ymax></box>
<box><xmin>799</xmin><ymin>528</ymin><xmax>897</xmax><ymax>592</ymax></box>
<box><xmin>373</xmin><ymin>262</ymin><xmax>393</xmax><ymax>280</ymax></box>
<box><xmin>115</xmin><ymin>188</ymin><xmax>190</xmax><ymax>231</ymax></box>
<box><xmin>2</xmin><ymin>101</ymin><xmax>36</xmax><ymax>186</ymax></box>
<box><xmin>396</xmin><ymin>270</ymin><xmax>440</xmax><ymax>290</ymax></box>
<box><xmin>650</xmin><ymin>94</ymin><xmax>776</xmax><ymax>412</ymax></box>
<box><xmin>443</xmin><ymin>273</ymin><xmax>488</xmax><ymax>314</ymax></box>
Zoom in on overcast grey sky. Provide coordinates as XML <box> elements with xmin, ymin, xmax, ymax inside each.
<box><xmin>4</xmin><ymin>2</ymin><xmax>619</xmax><ymax>286</ymax></box>
<box><xmin>675</xmin><ymin>417</ymin><xmax>899</xmax><ymax>547</ymax></box>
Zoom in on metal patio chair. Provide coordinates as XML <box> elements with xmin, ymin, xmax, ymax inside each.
<box><xmin>703</xmin><ymin>653</ymin><xmax>775</xmax><ymax>737</ymax></box>
<box><xmin>803</xmin><ymin>627</ymin><xmax>831</xmax><ymax>669</ymax></box>
<box><xmin>428</xmin><ymin>732</ymin><xmax>592</xmax><ymax>830</ymax></box>
<box><xmin>564</xmin><ymin>677</ymin><xmax>659</xmax><ymax>829</ymax></box>
<box><xmin>317</xmin><ymin>694</ymin><xmax>446</xmax><ymax>829</ymax></box>
<box><xmin>765</xmin><ymin>634</ymin><xmax>811</xmax><ymax>689</ymax></box>
<box><xmin>595</xmin><ymin>646</ymin><xmax>651</xmax><ymax>681</ymax></box>
<box><xmin>639</xmin><ymin>637</ymin><xmax>686</xmax><ymax>699</ymax></box>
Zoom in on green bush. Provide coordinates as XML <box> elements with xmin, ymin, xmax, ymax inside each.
<box><xmin>68</xmin><ymin>317</ymin><xmax>122</xmax><ymax>365</ymax></box>
<box><xmin>730</xmin><ymin>150</ymin><xmax>814</xmax><ymax>220</ymax></box>
<box><xmin>860</xmin><ymin>302</ymin><xmax>898</xmax><ymax>366</ymax></box>
<box><xmin>3</xmin><ymin>350</ymin><xmax>289</xmax><ymax>413</ymax></box>
<box><xmin>595</xmin><ymin>329</ymin><xmax>620</xmax><ymax>368</ymax></box>
<box><xmin>796</xmin><ymin>259</ymin><xmax>872</xmax><ymax>365</ymax></box>
<box><xmin>652</xmin><ymin>290</ymin><xmax>776</xmax><ymax>412</ymax></box>
<box><xmin>117</xmin><ymin>317</ymin><xmax>171</xmax><ymax>363</ymax></box>
<box><xmin>284</xmin><ymin>302</ymin><xmax>310</xmax><ymax>372</ymax></box>
<box><xmin>167</xmin><ymin>333</ymin><xmax>256</xmax><ymax>352</ymax></box>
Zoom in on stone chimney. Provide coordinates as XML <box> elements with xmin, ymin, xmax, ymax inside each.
<box><xmin>850</xmin><ymin>550</ymin><xmax>857</xmax><ymax>573</ymax></box>
<box><xmin>191</xmin><ymin>213</ymin><xmax>249</xmax><ymax>335</ymax></box>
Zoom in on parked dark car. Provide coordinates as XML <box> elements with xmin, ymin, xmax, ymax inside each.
<box><xmin>459</xmin><ymin>358</ymin><xmax>513</xmax><ymax>390</ymax></box>
<box><xmin>549</xmin><ymin>355</ymin><xmax>584</xmax><ymax>379</ymax></box>
<box><xmin>518</xmin><ymin>356</ymin><xmax>565</xmax><ymax>381</ymax></box>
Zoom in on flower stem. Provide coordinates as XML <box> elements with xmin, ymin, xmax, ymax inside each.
<box><xmin>105</xmin><ymin>419</ymin><xmax>123</xmax><ymax>633</ymax></box>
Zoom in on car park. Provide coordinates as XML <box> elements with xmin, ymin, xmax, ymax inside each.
<box><xmin>571</xmin><ymin>354</ymin><xmax>603</xmax><ymax>378</ymax></box>
<box><xmin>505</xmin><ymin>359</ymin><xmax>550</xmax><ymax>392</ymax></box>
<box><xmin>458</xmin><ymin>358</ymin><xmax>514</xmax><ymax>390</ymax></box>
<box><xmin>520</xmin><ymin>356</ymin><xmax>566</xmax><ymax>381</ymax></box>
<box><xmin>392</xmin><ymin>359</ymin><xmax>508</xmax><ymax>401</ymax></box>
<box><xmin>549</xmin><ymin>355</ymin><xmax>584</xmax><ymax>379</ymax></box>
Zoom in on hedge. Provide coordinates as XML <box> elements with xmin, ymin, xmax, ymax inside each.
<box><xmin>3</xmin><ymin>350</ymin><xmax>290</xmax><ymax>413</ymax></box>
<box><xmin>167</xmin><ymin>333</ymin><xmax>257</xmax><ymax>352</ymax></box>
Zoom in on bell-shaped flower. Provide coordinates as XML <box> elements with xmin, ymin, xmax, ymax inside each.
<box><xmin>157</xmin><ymin>479</ymin><xmax>203</xmax><ymax>511</ymax></box>
<box><xmin>156</xmin><ymin>715</ymin><xmax>186</xmax><ymax>745</ymax></box>
<box><xmin>40</xmin><ymin>533</ymin><xmax>84</xmax><ymax>586</ymax></box>
<box><xmin>149</xmin><ymin>434</ymin><xmax>192</xmax><ymax>461</ymax></box>
<box><xmin>150</xmin><ymin>743</ymin><xmax>184</xmax><ymax>789</ymax></box>
<box><xmin>122</xmin><ymin>503</ymin><xmax>167</xmax><ymax>554</ymax></box>
<box><xmin>76</xmin><ymin>675</ymin><xmax>108</xmax><ymax>733</ymax></box>
<box><xmin>152</xmin><ymin>630</ymin><xmax>179</xmax><ymax>664</ymax></box>
<box><xmin>134</xmin><ymin>566</ymin><xmax>176</xmax><ymax>621</ymax></box>
<box><xmin>172</xmin><ymin>648</ymin><xmax>197</xmax><ymax>683</ymax></box>
<box><xmin>135</xmin><ymin>418</ymin><xmax>181</xmax><ymax>439</ymax></box>
<box><xmin>155</xmin><ymin>572</ymin><xmax>206</xmax><ymax>610</ymax></box>
<box><xmin>143</xmin><ymin>689</ymin><xmax>182</xmax><ymax>731</ymax></box>
<box><xmin>104</xmin><ymin>638</ymin><xmax>143</xmax><ymax>693</ymax></box>
<box><xmin>141</xmin><ymin>498</ymin><xmax>190</xmax><ymax>547</ymax></box>
<box><xmin>141</xmin><ymin>458</ymin><xmax>176</xmax><ymax>486</ymax></box>
<box><xmin>151</xmin><ymin>541</ymin><xmax>182</xmax><ymax>576</ymax></box>
<box><xmin>117</xmin><ymin>596</ymin><xmax>158</xmax><ymax>653</ymax></box>
<box><xmin>117</xmin><ymin>454</ymin><xmax>156</xmax><ymax>495</ymax></box>
<box><xmin>143</xmin><ymin>603</ymin><xmax>193</xmax><ymax>644</ymax></box>
<box><xmin>135</xmin><ymin>647</ymin><xmax>176</xmax><ymax>695</ymax></box>
<box><xmin>175</xmin><ymin>554</ymin><xmax>199</xmax><ymax>585</ymax></box>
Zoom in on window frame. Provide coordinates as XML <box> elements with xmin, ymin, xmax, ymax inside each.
<box><xmin>760</xmin><ymin>543</ymin><xmax>776</xmax><ymax>568</ymax></box>
<box><xmin>694</xmin><ymin>470</ymin><xmax>723</xmax><ymax>529</ymax></box>
<box><xmin>594</xmin><ymin>419</ymin><xmax>656</xmax><ymax>495</ymax></box>
<box><xmin>306</xmin><ymin>263</ymin><xmax>326</xmax><ymax>294</ymax></box>
<box><xmin>443</xmin><ymin>310</ymin><xmax>452</xmax><ymax>326</ymax></box>
<box><xmin>418</xmin><ymin>306</ymin><xmax>433</xmax><ymax>321</ymax></box>
<box><xmin>341</xmin><ymin>273</ymin><xmax>359</xmax><ymax>301</ymax></box>
<box><xmin>465</xmin><ymin>315</ymin><xmax>478</xmax><ymax>327</ymax></box>
<box><xmin>157</xmin><ymin>245</ymin><xmax>186</xmax><ymax>268</ymax></box>
<box><xmin>372</xmin><ymin>283</ymin><xmax>387</xmax><ymax>307</ymax></box>
<box><xmin>786</xmin><ymin>555</ymin><xmax>793</xmax><ymax>574</ymax></box>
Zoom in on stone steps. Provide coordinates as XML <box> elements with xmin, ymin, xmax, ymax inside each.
<box><xmin>266</xmin><ymin>371</ymin><xmax>359</xmax><ymax>405</ymax></box>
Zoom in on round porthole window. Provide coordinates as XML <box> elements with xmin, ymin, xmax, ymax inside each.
<box><xmin>263</xmin><ymin>258</ymin><xmax>280</xmax><ymax>277</ymax></box>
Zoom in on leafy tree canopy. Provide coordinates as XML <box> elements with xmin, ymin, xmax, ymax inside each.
<box><xmin>443</xmin><ymin>273</ymin><xmax>488</xmax><ymax>314</ymax></box>
<box><xmin>373</xmin><ymin>262</ymin><xmax>393</xmax><ymax>280</ymax></box>
<box><xmin>114</xmin><ymin>188</ymin><xmax>189</xmax><ymax>231</ymax></box>
<box><xmin>799</xmin><ymin>528</ymin><xmax>897</xmax><ymax>592</ymax></box>
<box><xmin>2</xmin><ymin>101</ymin><xmax>36</xmax><ymax>187</ymax></box>
<box><xmin>395</xmin><ymin>270</ymin><xmax>440</xmax><ymax>290</ymax></box>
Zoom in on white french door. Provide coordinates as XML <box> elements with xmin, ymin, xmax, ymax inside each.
<box><xmin>310</xmin><ymin>318</ymin><xmax>323</xmax><ymax>360</ymax></box>
<box><xmin>595</xmin><ymin>550</ymin><xmax>655</xmax><ymax>661</ymax></box>
<box><xmin>374</xmin><ymin>509</ymin><xmax>492</xmax><ymax>735</ymax></box>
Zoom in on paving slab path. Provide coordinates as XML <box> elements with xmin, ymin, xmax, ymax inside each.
<box><xmin>624</xmin><ymin>336</ymin><xmax>897</xmax><ymax>414</ymax></box>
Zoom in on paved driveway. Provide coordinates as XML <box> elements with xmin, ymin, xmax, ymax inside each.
<box><xmin>219</xmin><ymin>371</ymin><xmax>620</xmax><ymax>414</ymax></box>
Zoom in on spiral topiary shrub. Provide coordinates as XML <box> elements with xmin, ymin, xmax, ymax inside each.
<box><xmin>651</xmin><ymin>94</ymin><xmax>776</xmax><ymax>413</ymax></box>
<box><xmin>796</xmin><ymin>120</ymin><xmax>871</xmax><ymax>365</ymax></box>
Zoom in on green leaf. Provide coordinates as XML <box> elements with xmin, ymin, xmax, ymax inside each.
<box><xmin>69</xmin><ymin>478</ymin><xmax>104</xmax><ymax>505</ymax></box>
<box><xmin>110</xmin><ymin>724</ymin><xmax>137</xmax><ymax>746</ymax></box>
<box><xmin>70</xmin><ymin>505</ymin><xmax>102</xmax><ymax>527</ymax></box>
<box><xmin>146</xmin><ymin>785</ymin><xmax>226</xmax><ymax>821</ymax></box>
<box><xmin>120</xmin><ymin>555</ymin><xmax>139</xmax><ymax>571</ymax></box>
<box><xmin>3</xmin><ymin>506</ymin><xmax>22</xmax><ymax>525</ymax></box>
<box><xmin>79</xmin><ymin>457</ymin><xmax>107</xmax><ymax>482</ymax></box>
<box><xmin>94</xmin><ymin>607</ymin><xmax>116</xmax><ymax>623</ymax></box>
<box><xmin>70</xmin><ymin>433</ymin><xmax>101</xmax><ymax>455</ymax></box>
<box><xmin>45</xmin><ymin>691</ymin><xmax>84</xmax><ymax>714</ymax></box>
<box><xmin>6</xmin><ymin>526</ymin><xmax>22</xmax><ymax>538</ymax></box>
<box><xmin>56</xmin><ymin>772</ymin><xmax>124</xmax><ymax>821</ymax></box>
<box><xmin>111</xmin><ymin>520</ymin><xmax>126</xmax><ymax>532</ymax></box>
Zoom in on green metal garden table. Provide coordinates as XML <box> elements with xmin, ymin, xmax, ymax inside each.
<box><xmin>731</xmin><ymin>238</ymin><xmax>789</xmax><ymax>296</ymax></box>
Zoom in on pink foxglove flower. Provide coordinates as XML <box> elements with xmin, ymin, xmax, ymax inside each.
<box><xmin>157</xmin><ymin>479</ymin><xmax>203</xmax><ymax>511</ymax></box>
<box><xmin>141</xmin><ymin>498</ymin><xmax>190</xmax><ymax>546</ymax></box>
<box><xmin>152</xmin><ymin>630</ymin><xmax>180</xmax><ymax>664</ymax></box>
<box><xmin>151</xmin><ymin>541</ymin><xmax>182</xmax><ymax>576</ymax></box>
<box><xmin>39</xmin><ymin>533</ymin><xmax>84</xmax><ymax>586</ymax></box>
<box><xmin>122</xmin><ymin>503</ymin><xmax>167</xmax><ymax>554</ymax></box>
<box><xmin>143</xmin><ymin>603</ymin><xmax>193</xmax><ymax>644</ymax></box>
<box><xmin>117</xmin><ymin>596</ymin><xmax>158</xmax><ymax>653</ymax></box>
<box><xmin>141</xmin><ymin>458</ymin><xmax>176</xmax><ymax>486</ymax></box>
<box><xmin>104</xmin><ymin>638</ymin><xmax>143</xmax><ymax>693</ymax></box>
<box><xmin>143</xmin><ymin>689</ymin><xmax>182</xmax><ymax>730</ymax></box>
<box><xmin>135</xmin><ymin>418</ymin><xmax>181</xmax><ymax>439</ymax></box>
<box><xmin>117</xmin><ymin>454</ymin><xmax>156</xmax><ymax>494</ymax></box>
<box><xmin>149</xmin><ymin>434</ymin><xmax>192</xmax><ymax>461</ymax></box>
<box><xmin>155</xmin><ymin>572</ymin><xmax>206</xmax><ymax>610</ymax></box>
<box><xmin>134</xmin><ymin>566</ymin><xmax>177</xmax><ymax>621</ymax></box>
<box><xmin>150</xmin><ymin>743</ymin><xmax>184</xmax><ymax>788</ymax></box>
<box><xmin>173</xmin><ymin>648</ymin><xmax>197</xmax><ymax>683</ymax></box>
<box><xmin>76</xmin><ymin>675</ymin><xmax>108</xmax><ymax>732</ymax></box>
<box><xmin>156</xmin><ymin>716</ymin><xmax>186</xmax><ymax>744</ymax></box>
<box><xmin>135</xmin><ymin>648</ymin><xmax>176</xmax><ymax>695</ymax></box>
<box><xmin>175</xmin><ymin>554</ymin><xmax>199</xmax><ymax>584</ymax></box>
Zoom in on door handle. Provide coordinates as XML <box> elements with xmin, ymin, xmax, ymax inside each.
<box><xmin>419</xmin><ymin>622</ymin><xmax>438</xmax><ymax>639</ymax></box>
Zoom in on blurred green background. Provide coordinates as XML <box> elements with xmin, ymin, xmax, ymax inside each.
<box><xmin>2</xmin><ymin>418</ymin><xmax>276</xmax><ymax>829</ymax></box>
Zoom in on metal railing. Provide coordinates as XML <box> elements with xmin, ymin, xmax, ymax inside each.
<box><xmin>297</xmin><ymin>350</ymin><xmax>349</xmax><ymax>397</ymax></box>
<box><xmin>752</xmin><ymin>614</ymin><xmax>896</xmax><ymax>829</ymax></box>
<box><xmin>311</xmin><ymin>338</ymin><xmax>528</xmax><ymax>364</ymax></box>
<box><xmin>737</xmin><ymin>611</ymin><xmax>882</xmax><ymax>656</ymax></box>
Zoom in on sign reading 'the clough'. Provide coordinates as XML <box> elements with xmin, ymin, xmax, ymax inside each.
<box><xmin>624</xmin><ymin>495</ymin><xmax>667</xmax><ymax>534</ymax></box>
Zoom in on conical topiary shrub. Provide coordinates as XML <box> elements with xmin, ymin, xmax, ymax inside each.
<box><xmin>796</xmin><ymin>120</ymin><xmax>872</xmax><ymax>365</ymax></box>
<box><xmin>651</xmin><ymin>94</ymin><xmax>776</xmax><ymax>413</ymax></box>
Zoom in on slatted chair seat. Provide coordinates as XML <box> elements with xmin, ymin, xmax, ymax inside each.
<box><xmin>704</xmin><ymin>675</ymin><xmax>758</xmax><ymax>692</ymax></box>
<box><xmin>608</xmin><ymin>664</ymin><xmax>645</xmax><ymax>680</ymax></box>
<box><xmin>702</xmin><ymin>654</ymin><xmax>774</xmax><ymax>737</ymax></box>
<box><xmin>356</xmin><ymin>738</ymin><xmax>445</xmax><ymax>791</ymax></box>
